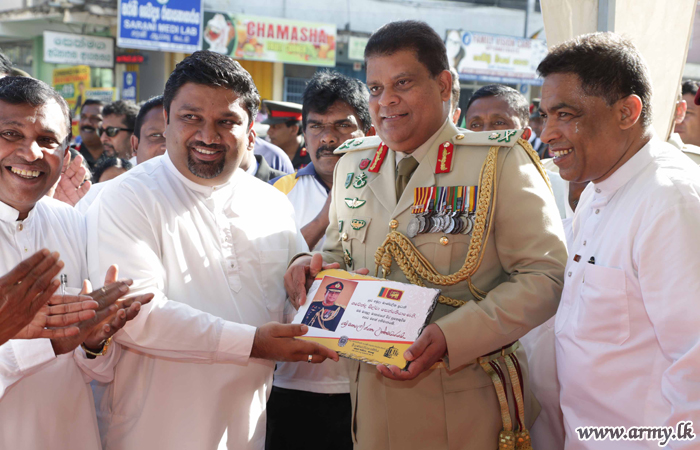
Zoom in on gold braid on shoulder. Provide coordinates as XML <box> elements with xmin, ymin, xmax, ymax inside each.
<box><xmin>373</xmin><ymin>138</ymin><xmax>551</xmax><ymax>308</ymax></box>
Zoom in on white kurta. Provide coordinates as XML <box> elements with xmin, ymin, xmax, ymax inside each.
<box><xmin>0</xmin><ymin>197</ymin><xmax>102</xmax><ymax>450</ymax></box>
<box><xmin>86</xmin><ymin>153</ymin><xmax>301</xmax><ymax>450</ymax></box>
<box><xmin>555</xmin><ymin>137</ymin><xmax>700</xmax><ymax>449</ymax></box>
<box><xmin>272</xmin><ymin>164</ymin><xmax>350</xmax><ymax>394</ymax></box>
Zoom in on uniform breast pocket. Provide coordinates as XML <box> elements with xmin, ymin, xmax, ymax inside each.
<box><xmin>574</xmin><ymin>263</ymin><xmax>629</xmax><ymax>345</ymax></box>
<box><xmin>260</xmin><ymin>249</ymin><xmax>289</xmax><ymax>312</ymax></box>
<box><xmin>339</xmin><ymin>216</ymin><xmax>371</xmax><ymax>269</ymax></box>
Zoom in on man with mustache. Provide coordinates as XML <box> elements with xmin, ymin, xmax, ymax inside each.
<box><xmin>268</xmin><ymin>70</ymin><xmax>370</xmax><ymax>450</ymax></box>
<box><xmin>99</xmin><ymin>100</ymin><xmax>139</xmax><ymax>161</ymax></box>
<box><xmin>86</xmin><ymin>51</ymin><xmax>338</xmax><ymax>450</ymax></box>
<box><xmin>73</xmin><ymin>99</ymin><xmax>105</xmax><ymax>173</ymax></box>
<box><xmin>284</xmin><ymin>21</ymin><xmax>567</xmax><ymax>450</ymax></box>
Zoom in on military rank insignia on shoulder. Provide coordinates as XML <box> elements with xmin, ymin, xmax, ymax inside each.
<box><xmin>334</xmin><ymin>135</ymin><xmax>383</xmax><ymax>155</ymax></box>
<box><xmin>450</xmin><ymin>129</ymin><xmax>525</xmax><ymax>147</ymax></box>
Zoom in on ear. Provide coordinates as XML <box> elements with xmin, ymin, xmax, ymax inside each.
<box><xmin>437</xmin><ymin>69</ymin><xmax>452</xmax><ymax>103</ymax></box>
<box><xmin>366</xmin><ymin>125</ymin><xmax>377</xmax><ymax>137</ymax></box>
<box><xmin>675</xmin><ymin>99</ymin><xmax>687</xmax><ymax>124</ymax></box>
<box><xmin>62</xmin><ymin>148</ymin><xmax>71</xmax><ymax>169</ymax></box>
<box><xmin>130</xmin><ymin>134</ymin><xmax>139</xmax><ymax>155</ymax></box>
<box><xmin>619</xmin><ymin>95</ymin><xmax>644</xmax><ymax>130</ymax></box>
<box><xmin>452</xmin><ymin>107</ymin><xmax>462</xmax><ymax>126</ymax></box>
<box><xmin>247</xmin><ymin>124</ymin><xmax>257</xmax><ymax>151</ymax></box>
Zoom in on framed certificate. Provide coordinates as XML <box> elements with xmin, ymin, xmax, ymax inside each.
<box><xmin>292</xmin><ymin>269</ymin><xmax>440</xmax><ymax>369</ymax></box>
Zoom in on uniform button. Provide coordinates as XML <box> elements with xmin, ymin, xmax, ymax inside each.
<box><xmin>341</xmin><ymin>233</ymin><xmax>348</xmax><ymax>241</ymax></box>
<box><xmin>440</xmin><ymin>236</ymin><xmax>449</xmax><ymax>246</ymax></box>
<box><xmin>17</xmin><ymin>223</ymin><xmax>23</xmax><ymax>231</ymax></box>
<box><xmin>455</xmin><ymin>134</ymin><xmax>465</xmax><ymax>140</ymax></box>
<box><xmin>595</xmin><ymin>209</ymin><xmax>600</xmax><ymax>214</ymax></box>
<box><xmin>568</xmin><ymin>271</ymin><xmax>572</xmax><ymax>277</ymax></box>
<box><xmin>389</xmin><ymin>219</ymin><xmax>399</xmax><ymax>230</ymax></box>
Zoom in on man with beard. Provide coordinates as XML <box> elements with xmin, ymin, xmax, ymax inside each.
<box><xmin>86</xmin><ymin>51</ymin><xmax>338</xmax><ymax>450</ymax></box>
<box><xmin>99</xmin><ymin>100</ymin><xmax>139</xmax><ymax>161</ymax></box>
<box><xmin>72</xmin><ymin>99</ymin><xmax>105</xmax><ymax>173</ymax></box>
<box><xmin>267</xmin><ymin>70</ymin><xmax>370</xmax><ymax>450</ymax></box>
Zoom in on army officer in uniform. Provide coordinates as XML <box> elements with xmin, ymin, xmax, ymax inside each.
<box><xmin>302</xmin><ymin>281</ymin><xmax>346</xmax><ymax>332</ymax></box>
<box><xmin>285</xmin><ymin>21</ymin><xmax>567</xmax><ymax>450</ymax></box>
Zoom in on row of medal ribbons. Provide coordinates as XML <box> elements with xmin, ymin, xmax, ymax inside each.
<box><xmin>407</xmin><ymin>186</ymin><xmax>478</xmax><ymax>238</ymax></box>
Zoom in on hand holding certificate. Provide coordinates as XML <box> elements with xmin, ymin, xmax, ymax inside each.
<box><xmin>292</xmin><ymin>269</ymin><xmax>440</xmax><ymax>369</ymax></box>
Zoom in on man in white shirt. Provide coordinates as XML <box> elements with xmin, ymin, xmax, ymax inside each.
<box><xmin>539</xmin><ymin>33</ymin><xmax>700</xmax><ymax>449</ymax></box>
<box><xmin>0</xmin><ymin>76</ymin><xmax>150</xmax><ymax>450</ymax></box>
<box><xmin>87</xmin><ymin>50</ymin><xmax>338</xmax><ymax>450</ymax></box>
<box><xmin>268</xmin><ymin>70</ymin><xmax>371</xmax><ymax>450</ymax></box>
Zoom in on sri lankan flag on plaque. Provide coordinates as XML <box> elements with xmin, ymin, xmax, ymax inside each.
<box><xmin>378</xmin><ymin>287</ymin><xmax>404</xmax><ymax>301</ymax></box>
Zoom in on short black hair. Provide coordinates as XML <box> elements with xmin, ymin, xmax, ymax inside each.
<box><xmin>537</xmin><ymin>32</ymin><xmax>653</xmax><ymax>127</ymax></box>
<box><xmin>163</xmin><ymin>50</ymin><xmax>260</xmax><ymax>126</ymax></box>
<box><xmin>134</xmin><ymin>95</ymin><xmax>164</xmax><ymax>140</ymax></box>
<box><xmin>365</xmin><ymin>20</ymin><xmax>449</xmax><ymax>78</ymax></box>
<box><xmin>93</xmin><ymin>156</ymin><xmax>133</xmax><ymax>183</ymax></box>
<box><xmin>302</xmin><ymin>70</ymin><xmax>371</xmax><ymax>134</ymax></box>
<box><xmin>0</xmin><ymin>76</ymin><xmax>72</xmax><ymax>147</ymax></box>
<box><xmin>103</xmin><ymin>100</ymin><xmax>140</xmax><ymax>131</ymax></box>
<box><xmin>82</xmin><ymin>98</ymin><xmax>104</xmax><ymax>109</ymax></box>
<box><xmin>450</xmin><ymin>67</ymin><xmax>461</xmax><ymax>114</ymax></box>
<box><xmin>466</xmin><ymin>84</ymin><xmax>530</xmax><ymax>126</ymax></box>
<box><xmin>682</xmin><ymin>80</ymin><xmax>698</xmax><ymax>97</ymax></box>
<box><xmin>0</xmin><ymin>52</ymin><xmax>12</xmax><ymax>76</ymax></box>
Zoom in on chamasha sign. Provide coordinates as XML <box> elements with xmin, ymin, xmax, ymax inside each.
<box><xmin>202</xmin><ymin>12</ymin><xmax>336</xmax><ymax>67</ymax></box>
<box><xmin>445</xmin><ymin>30</ymin><xmax>548</xmax><ymax>86</ymax></box>
<box><xmin>43</xmin><ymin>32</ymin><xmax>114</xmax><ymax>68</ymax></box>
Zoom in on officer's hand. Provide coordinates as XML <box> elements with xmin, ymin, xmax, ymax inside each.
<box><xmin>377</xmin><ymin>324</ymin><xmax>447</xmax><ymax>381</ymax></box>
<box><xmin>250</xmin><ymin>322</ymin><xmax>339</xmax><ymax>363</ymax></box>
<box><xmin>284</xmin><ymin>254</ymin><xmax>340</xmax><ymax>309</ymax></box>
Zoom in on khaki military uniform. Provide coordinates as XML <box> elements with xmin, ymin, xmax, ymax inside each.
<box><xmin>668</xmin><ymin>132</ymin><xmax>700</xmax><ymax>165</ymax></box>
<box><xmin>314</xmin><ymin>119</ymin><xmax>567</xmax><ymax>450</ymax></box>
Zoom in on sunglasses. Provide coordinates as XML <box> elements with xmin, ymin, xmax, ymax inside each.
<box><xmin>98</xmin><ymin>126</ymin><xmax>133</xmax><ymax>137</ymax></box>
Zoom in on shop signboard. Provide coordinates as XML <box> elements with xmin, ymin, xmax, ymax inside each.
<box><xmin>123</xmin><ymin>72</ymin><xmax>138</xmax><ymax>102</ymax></box>
<box><xmin>445</xmin><ymin>30</ymin><xmax>548</xmax><ymax>85</ymax></box>
<box><xmin>118</xmin><ymin>0</ymin><xmax>203</xmax><ymax>53</ymax></box>
<box><xmin>348</xmin><ymin>36</ymin><xmax>369</xmax><ymax>61</ymax></box>
<box><xmin>202</xmin><ymin>12</ymin><xmax>336</xmax><ymax>67</ymax></box>
<box><xmin>85</xmin><ymin>88</ymin><xmax>117</xmax><ymax>105</ymax></box>
<box><xmin>44</xmin><ymin>32</ymin><xmax>114</xmax><ymax>68</ymax></box>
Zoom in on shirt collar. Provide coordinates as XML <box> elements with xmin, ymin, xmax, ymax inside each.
<box><xmin>163</xmin><ymin>151</ymin><xmax>239</xmax><ymax>196</ymax></box>
<box><xmin>295</xmin><ymin>162</ymin><xmax>330</xmax><ymax>193</ymax></box>
<box><xmin>395</xmin><ymin>118</ymin><xmax>450</xmax><ymax>167</ymax></box>
<box><xmin>0</xmin><ymin>200</ymin><xmax>20</xmax><ymax>222</ymax></box>
<box><xmin>593</xmin><ymin>135</ymin><xmax>657</xmax><ymax>198</ymax></box>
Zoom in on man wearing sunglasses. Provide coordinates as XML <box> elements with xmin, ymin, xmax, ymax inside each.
<box><xmin>100</xmin><ymin>100</ymin><xmax>139</xmax><ymax>161</ymax></box>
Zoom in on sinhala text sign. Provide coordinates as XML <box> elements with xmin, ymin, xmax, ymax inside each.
<box><xmin>445</xmin><ymin>30</ymin><xmax>548</xmax><ymax>86</ymax></box>
<box><xmin>44</xmin><ymin>32</ymin><xmax>114</xmax><ymax>68</ymax></box>
<box><xmin>202</xmin><ymin>12</ymin><xmax>336</xmax><ymax>67</ymax></box>
<box><xmin>118</xmin><ymin>0</ymin><xmax>203</xmax><ymax>53</ymax></box>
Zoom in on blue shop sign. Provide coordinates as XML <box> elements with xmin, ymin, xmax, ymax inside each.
<box><xmin>118</xmin><ymin>0</ymin><xmax>203</xmax><ymax>53</ymax></box>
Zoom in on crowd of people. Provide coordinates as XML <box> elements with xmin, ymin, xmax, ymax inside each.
<box><xmin>0</xmin><ymin>19</ymin><xmax>699</xmax><ymax>450</ymax></box>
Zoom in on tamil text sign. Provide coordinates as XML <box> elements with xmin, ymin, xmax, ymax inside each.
<box><xmin>202</xmin><ymin>12</ymin><xmax>336</xmax><ymax>67</ymax></box>
<box><xmin>44</xmin><ymin>32</ymin><xmax>114</xmax><ymax>68</ymax></box>
<box><xmin>445</xmin><ymin>30</ymin><xmax>547</xmax><ymax>85</ymax></box>
<box><xmin>118</xmin><ymin>0</ymin><xmax>203</xmax><ymax>53</ymax></box>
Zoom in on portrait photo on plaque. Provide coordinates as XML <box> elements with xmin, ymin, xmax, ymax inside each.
<box><xmin>302</xmin><ymin>277</ymin><xmax>358</xmax><ymax>332</ymax></box>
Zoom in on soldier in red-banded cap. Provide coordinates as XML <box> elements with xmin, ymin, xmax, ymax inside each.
<box><xmin>263</xmin><ymin>100</ymin><xmax>310</xmax><ymax>169</ymax></box>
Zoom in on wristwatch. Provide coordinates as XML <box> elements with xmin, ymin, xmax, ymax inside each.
<box><xmin>81</xmin><ymin>337</ymin><xmax>113</xmax><ymax>359</ymax></box>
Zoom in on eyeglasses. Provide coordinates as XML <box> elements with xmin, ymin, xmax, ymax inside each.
<box><xmin>98</xmin><ymin>126</ymin><xmax>133</xmax><ymax>137</ymax></box>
